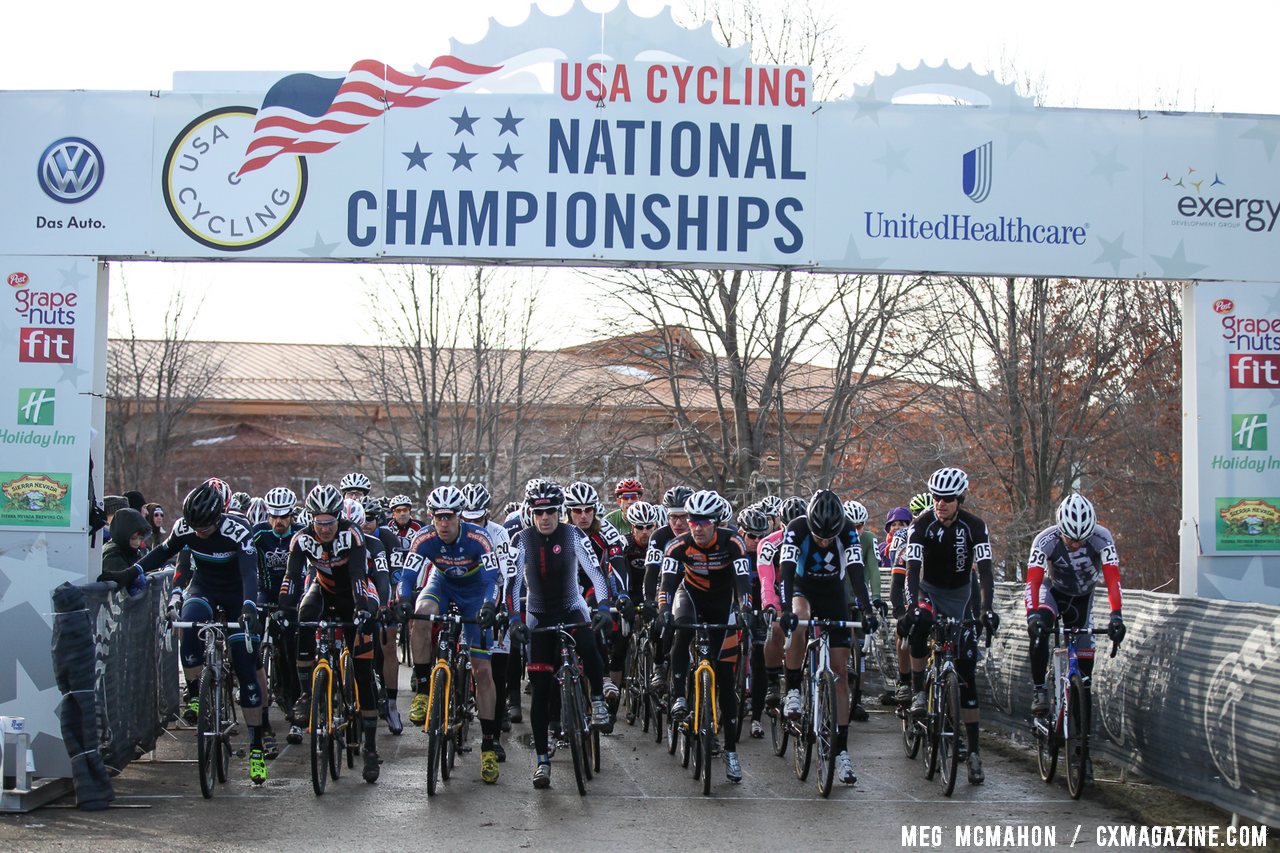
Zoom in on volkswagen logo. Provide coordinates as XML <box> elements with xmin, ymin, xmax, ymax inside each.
<box><xmin>37</xmin><ymin>137</ymin><xmax>105</xmax><ymax>203</ymax></box>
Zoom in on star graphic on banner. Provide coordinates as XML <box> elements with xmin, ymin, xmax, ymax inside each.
<box><xmin>59</xmin><ymin>262</ymin><xmax>90</xmax><ymax>289</ymax></box>
<box><xmin>1239</xmin><ymin>121</ymin><xmax>1280</xmax><ymax>161</ymax></box>
<box><xmin>0</xmin><ymin>656</ymin><xmax>64</xmax><ymax>751</ymax></box>
<box><xmin>1088</xmin><ymin>146</ymin><xmax>1129</xmax><ymax>187</ymax></box>
<box><xmin>495</xmin><ymin>108</ymin><xmax>523</xmax><ymax>136</ymax></box>
<box><xmin>850</xmin><ymin>98</ymin><xmax>888</xmax><ymax>125</ymax></box>
<box><xmin>1262</xmin><ymin>290</ymin><xmax>1280</xmax><ymax>313</ymax></box>
<box><xmin>873</xmin><ymin>143</ymin><xmax>910</xmax><ymax>178</ymax></box>
<box><xmin>494</xmin><ymin>144</ymin><xmax>523</xmax><ymax>172</ymax></box>
<box><xmin>1197</xmin><ymin>555</ymin><xmax>1280</xmax><ymax>603</ymax></box>
<box><xmin>58</xmin><ymin>361</ymin><xmax>88</xmax><ymax>386</ymax></box>
<box><xmin>402</xmin><ymin>143</ymin><xmax>431</xmax><ymax>171</ymax></box>
<box><xmin>450</xmin><ymin>108</ymin><xmax>480</xmax><ymax>136</ymax></box>
<box><xmin>840</xmin><ymin>235</ymin><xmax>888</xmax><ymax>269</ymax></box>
<box><xmin>1149</xmin><ymin>240</ymin><xmax>1209</xmax><ymax>278</ymax></box>
<box><xmin>993</xmin><ymin>111</ymin><xmax>1047</xmax><ymax>155</ymax></box>
<box><xmin>299</xmin><ymin>231</ymin><xmax>340</xmax><ymax>258</ymax></box>
<box><xmin>1092</xmin><ymin>232</ymin><xmax>1136</xmax><ymax>274</ymax></box>
<box><xmin>449</xmin><ymin>144</ymin><xmax>477</xmax><ymax>171</ymax></box>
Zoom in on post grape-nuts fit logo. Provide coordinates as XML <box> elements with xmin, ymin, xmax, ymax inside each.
<box><xmin>162</xmin><ymin>107</ymin><xmax>308</xmax><ymax>251</ymax></box>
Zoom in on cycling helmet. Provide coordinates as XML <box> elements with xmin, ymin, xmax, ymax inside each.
<box><xmin>388</xmin><ymin>494</ymin><xmax>413</xmax><ymax>510</ymax></box>
<box><xmin>339</xmin><ymin>472</ymin><xmax>372</xmax><ymax>494</ymax></box>
<box><xmin>806</xmin><ymin>489</ymin><xmax>846</xmax><ymax>539</ymax></box>
<box><xmin>884</xmin><ymin>506</ymin><xmax>912</xmax><ymax>530</ymax></box>
<box><xmin>341</xmin><ymin>497</ymin><xmax>366</xmax><ymax>527</ymax></box>
<box><xmin>564</xmin><ymin>481</ymin><xmax>600</xmax><ymax>509</ymax></box>
<box><xmin>759</xmin><ymin>495</ymin><xmax>782</xmax><ymax>518</ymax></box>
<box><xmin>684</xmin><ymin>489</ymin><xmax>723</xmax><ymax>520</ymax></box>
<box><xmin>615</xmin><ymin>477</ymin><xmax>645</xmax><ymax>497</ymax></box>
<box><xmin>246</xmin><ymin>497</ymin><xmax>269</xmax><ymax>527</ymax></box>
<box><xmin>737</xmin><ymin>507</ymin><xmax>770</xmax><ymax>535</ymax></box>
<box><xmin>1056</xmin><ymin>493</ymin><xmax>1097</xmax><ymax>541</ymax></box>
<box><xmin>779</xmin><ymin>496</ymin><xmax>807</xmax><ymax>524</ymax></box>
<box><xmin>228</xmin><ymin>491</ymin><xmax>251</xmax><ymax>513</ymax></box>
<box><xmin>654</xmin><ymin>505</ymin><xmax>669</xmax><ymax>527</ymax></box>
<box><xmin>519</xmin><ymin>502</ymin><xmax>533</xmax><ymax>528</ymax></box>
<box><xmin>461</xmin><ymin>483</ymin><xmax>492</xmax><ymax>518</ymax></box>
<box><xmin>928</xmin><ymin>467</ymin><xmax>969</xmax><ymax>499</ymax></box>
<box><xmin>843</xmin><ymin>500</ymin><xmax>869</xmax><ymax>526</ymax></box>
<box><xmin>361</xmin><ymin>495</ymin><xmax>384</xmax><ymax>524</ymax></box>
<box><xmin>263</xmin><ymin>486</ymin><xmax>297</xmax><ymax>517</ymax></box>
<box><xmin>716</xmin><ymin>494</ymin><xmax>734</xmax><ymax>524</ymax></box>
<box><xmin>663</xmin><ymin>485</ymin><xmax>694</xmax><ymax>511</ymax></box>
<box><xmin>625</xmin><ymin>500</ymin><xmax>661</xmax><ymax>528</ymax></box>
<box><xmin>204</xmin><ymin>477</ymin><xmax>232</xmax><ymax>510</ymax></box>
<box><xmin>427</xmin><ymin>485</ymin><xmax>465</xmax><ymax>514</ymax></box>
<box><xmin>182</xmin><ymin>482</ymin><xmax>224</xmax><ymax>528</ymax></box>
<box><xmin>908</xmin><ymin>492</ymin><xmax>931</xmax><ymax>515</ymax></box>
<box><xmin>525</xmin><ymin>479</ymin><xmax>564</xmax><ymax>510</ymax></box>
<box><xmin>306</xmin><ymin>484</ymin><xmax>344</xmax><ymax>517</ymax></box>
<box><xmin>295</xmin><ymin>507</ymin><xmax>312</xmax><ymax>528</ymax></box>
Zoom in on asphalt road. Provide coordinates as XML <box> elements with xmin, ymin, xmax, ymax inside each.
<box><xmin>0</xmin><ymin>671</ymin><xmax>1243</xmax><ymax>853</ymax></box>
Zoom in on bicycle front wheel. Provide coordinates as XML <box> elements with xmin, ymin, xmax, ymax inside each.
<box><xmin>938</xmin><ymin>669</ymin><xmax>961</xmax><ymax>797</ymax></box>
<box><xmin>1065</xmin><ymin>677</ymin><xmax>1089</xmax><ymax>799</ymax></box>
<box><xmin>923</xmin><ymin>670</ymin><xmax>940</xmax><ymax>780</ymax></box>
<box><xmin>814</xmin><ymin>671</ymin><xmax>837</xmax><ymax>798</ymax></box>
<box><xmin>310</xmin><ymin>668</ymin><xmax>330</xmax><ymax>796</ymax></box>
<box><xmin>563</xmin><ymin>676</ymin><xmax>587</xmax><ymax>795</ymax></box>
<box><xmin>454</xmin><ymin>661</ymin><xmax>473</xmax><ymax>760</ymax></box>
<box><xmin>327</xmin><ymin>668</ymin><xmax>343</xmax><ymax>782</ymax></box>
<box><xmin>196</xmin><ymin>667</ymin><xmax>218</xmax><ymax>798</ymax></box>
<box><xmin>435</xmin><ymin>668</ymin><xmax>453</xmax><ymax>782</ymax></box>
<box><xmin>425</xmin><ymin>668</ymin><xmax>446</xmax><ymax>796</ymax></box>
<box><xmin>699</xmin><ymin>668</ymin><xmax>714</xmax><ymax>796</ymax></box>
<box><xmin>1036</xmin><ymin>714</ymin><xmax>1058</xmax><ymax>782</ymax></box>
<box><xmin>793</xmin><ymin>675</ymin><xmax>813</xmax><ymax>782</ymax></box>
<box><xmin>341</xmin><ymin>654</ymin><xmax>359</xmax><ymax>769</ymax></box>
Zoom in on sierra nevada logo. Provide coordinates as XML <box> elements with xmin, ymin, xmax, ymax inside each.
<box><xmin>162</xmin><ymin>56</ymin><xmax>500</xmax><ymax>252</ymax></box>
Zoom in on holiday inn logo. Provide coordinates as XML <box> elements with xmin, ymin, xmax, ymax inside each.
<box><xmin>1232</xmin><ymin>413</ymin><xmax>1268</xmax><ymax>451</ymax></box>
<box><xmin>17</xmin><ymin>388</ymin><xmax>55</xmax><ymax>426</ymax></box>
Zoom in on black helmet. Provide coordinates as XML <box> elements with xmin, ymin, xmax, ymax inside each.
<box><xmin>361</xmin><ymin>495</ymin><xmax>384</xmax><ymax>524</ymax></box>
<box><xmin>779</xmin><ymin>496</ymin><xmax>807</xmax><ymax>524</ymax></box>
<box><xmin>183</xmin><ymin>482</ymin><xmax>224</xmax><ymax>528</ymax></box>
<box><xmin>305</xmin><ymin>484</ymin><xmax>344</xmax><ymax>517</ymax></box>
<box><xmin>228</xmin><ymin>491</ymin><xmax>251</xmax><ymax>513</ymax></box>
<box><xmin>663</xmin><ymin>485</ymin><xmax>694</xmax><ymax>510</ymax></box>
<box><xmin>525</xmin><ymin>479</ymin><xmax>564</xmax><ymax>510</ymax></box>
<box><xmin>737</xmin><ymin>507</ymin><xmax>770</xmax><ymax>535</ymax></box>
<box><xmin>806</xmin><ymin>489</ymin><xmax>846</xmax><ymax>539</ymax></box>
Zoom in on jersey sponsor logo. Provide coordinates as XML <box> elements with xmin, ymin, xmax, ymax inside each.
<box><xmin>553</xmin><ymin>544</ymin><xmax>562</xmax><ymax>554</ymax></box>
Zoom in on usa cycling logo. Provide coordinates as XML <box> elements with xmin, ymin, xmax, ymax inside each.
<box><xmin>37</xmin><ymin>137</ymin><xmax>104</xmax><ymax>203</ymax></box>
<box><xmin>962</xmin><ymin>141</ymin><xmax>992</xmax><ymax>203</ymax></box>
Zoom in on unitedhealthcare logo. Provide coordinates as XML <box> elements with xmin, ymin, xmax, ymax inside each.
<box><xmin>962</xmin><ymin>141</ymin><xmax>992</xmax><ymax>203</ymax></box>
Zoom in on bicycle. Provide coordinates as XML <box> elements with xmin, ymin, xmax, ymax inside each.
<box><xmin>298</xmin><ymin>619</ymin><xmax>362</xmax><ymax>796</ymax></box>
<box><xmin>902</xmin><ymin>614</ymin><xmax>974</xmax><ymax>797</ymax></box>
<box><xmin>171</xmin><ymin>612</ymin><xmax>241</xmax><ymax>799</ymax></box>
<box><xmin>668</xmin><ymin>621</ymin><xmax>736</xmax><ymax>796</ymax></box>
<box><xmin>1032</xmin><ymin>624</ymin><xmax>1117</xmax><ymax>799</ymax></box>
<box><xmin>530</xmin><ymin>621</ymin><xmax>598</xmax><ymax>796</ymax></box>
<box><xmin>623</xmin><ymin>608</ymin><xmax>662</xmax><ymax>737</ymax></box>
<box><xmin>406</xmin><ymin>609</ymin><xmax>476</xmax><ymax>795</ymax></box>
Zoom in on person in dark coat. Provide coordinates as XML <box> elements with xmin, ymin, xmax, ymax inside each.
<box><xmin>98</xmin><ymin>508</ymin><xmax>151</xmax><ymax>591</ymax></box>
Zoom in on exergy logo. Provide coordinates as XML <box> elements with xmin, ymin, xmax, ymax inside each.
<box><xmin>863</xmin><ymin>141</ymin><xmax>1088</xmax><ymax>248</ymax></box>
<box><xmin>1162</xmin><ymin>167</ymin><xmax>1280</xmax><ymax>233</ymax></box>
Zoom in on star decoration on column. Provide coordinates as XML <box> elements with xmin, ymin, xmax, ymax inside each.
<box><xmin>449</xmin><ymin>144</ymin><xmax>477</xmax><ymax>171</ymax></box>
<box><xmin>450</xmin><ymin>108</ymin><xmax>480</xmax><ymax>136</ymax></box>
<box><xmin>403</xmin><ymin>143</ymin><xmax>431</xmax><ymax>171</ymax></box>
<box><xmin>495</xmin><ymin>108</ymin><xmax>523</xmax><ymax>136</ymax></box>
<box><xmin>494</xmin><ymin>144</ymin><xmax>523</xmax><ymax>172</ymax></box>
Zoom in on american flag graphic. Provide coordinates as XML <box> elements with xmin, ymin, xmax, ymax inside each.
<box><xmin>237</xmin><ymin>55</ymin><xmax>503</xmax><ymax>176</ymax></box>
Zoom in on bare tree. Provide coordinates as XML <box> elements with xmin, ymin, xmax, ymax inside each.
<box><xmin>105</xmin><ymin>282</ymin><xmax>224</xmax><ymax>500</ymax></box>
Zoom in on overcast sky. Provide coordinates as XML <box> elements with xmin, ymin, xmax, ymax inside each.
<box><xmin>7</xmin><ymin>0</ymin><xmax>1276</xmax><ymax>345</ymax></box>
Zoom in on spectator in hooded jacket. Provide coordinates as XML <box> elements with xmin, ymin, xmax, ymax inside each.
<box><xmin>98</xmin><ymin>508</ymin><xmax>151</xmax><ymax>589</ymax></box>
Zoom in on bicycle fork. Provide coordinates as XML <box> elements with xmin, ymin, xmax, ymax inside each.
<box><xmin>691</xmin><ymin>659</ymin><xmax>719</xmax><ymax>733</ymax></box>
<box><xmin>424</xmin><ymin>657</ymin><xmax>453</xmax><ymax>734</ymax></box>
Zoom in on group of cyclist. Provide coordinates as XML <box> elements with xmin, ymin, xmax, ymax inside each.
<box><xmin>123</xmin><ymin>463</ymin><xmax>1126</xmax><ymax>792</ymax></box>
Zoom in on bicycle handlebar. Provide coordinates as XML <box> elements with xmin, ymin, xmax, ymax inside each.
<box><xmin>171</xmin><ymin>621</ymin><xmax>242</xmax><ymax>630</ymax></box>
<box><xmin>796</xmin><ymin>618</ymin><xmax>863</xmax><ymax>630</ymax></box>
<box><xmin>403</xmin><ymin>612</ymin><xmax>477</xmax><ymax>625</ymax></box>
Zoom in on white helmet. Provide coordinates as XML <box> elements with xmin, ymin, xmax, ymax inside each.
<box><xmin>264</xmin><ymin>486</ymin><xmax>297</xmax><ymax>517</ymax></box>
<box><xmin>339</xmin><ymin>472</ymin><xmax>372</xmax><ymax>494</ymax></box>
<box><xmin>843</xmin><ymin>500</ymin><xmax>869</xmax><ymax>526</ymax></box>
<box><xmin>564</xmin><ymin>481</ymin><xmax>600</xmax><ymax>509</ymax></box>
<box><xmin>684</xmin><ymin>490</ymin><xmax>723</xmax><ymax>520</ymax></box>
<box><xmin>1056</xmin><ymin>493</ymin><xmax>1097</xmax><ymax>541</ymax></box>
<box><xmin>341</xmin><ymin>497</ymin><xmax>366</xmax><ymax>527</ymax></box>
<box><xmin>927</xmin><ymin>467</ymin><xmax>969</xmax><ymax>499</ymax></box>
<box><xmin>625</xmin><ymin>500</ymin><xmax>661</xmax><ymax>527</ymax></box>
<box><xmin>427</xmin><ymin>486</ymin><xmax>465</xmax><ymax>514</ymax></box>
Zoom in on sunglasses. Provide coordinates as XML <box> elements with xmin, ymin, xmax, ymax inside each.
<box><xmin>932</xmin><ymin>494</ymin><xmax>959</xmax><ymax>504</ymax></box>
<box><xmin>619</xmin><ymin>492</ymin><xmax>640</xmax><ymax>499</ymax></box>
<box><xmin>153</xmin><ymin>511</ymin><xmax>165</xmax><ymax>517</ymax></box>
<box><xmin>569</xmin><ymin>507</ymin><xmax>595</xmax><ymax>514</ymax></box>
<box><xmin>432</xmin><ymin>512</ymin><xmax>458</xmax><ymax>521</ymax></box>
<box><xmin>313</xmin><ymin>517</ymin><xmax>338</xmax><ymax>528</ymax></box>
<box><xmin>688</xmin><ymin>517</ymin><xmax>715</xmax><ymax>527</ymax></box>
<box><xmin>632</xmin><ymin>523</ymin><xmax>656</xmax><ymax>530</ymax></box>
<box><xmin>743</xmin><ymin>532</ymin><xmax>761</xmax><ymax>540</ymax></box>
<box><xmin>531</xmin><ymin>507</ymin><xmax>559</xmax><ymax>517</ymax></box>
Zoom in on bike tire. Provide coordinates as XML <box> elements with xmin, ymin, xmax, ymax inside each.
<box><xmin>939</xmin><ymin>670</ymin><xmax>961</xmax><ymax>797</ymax></box>
<box><xmin>563</xmin><ymin>676</ymin><xmax>587</xmax><ymax>795</ymax></box>
<box><xmin>310</xmin><ymin>669</ymin><xmax>329</xmax><ymax>796</ymax></box>
<box><xmin>771</xmin><ymin>705</ymin><xmax>789</xmax><ymax>757</ymax></box>
<box><xmin>454</xmin><ymin>661</ymin><xmax>472</xmax><ymax>761</ymax></box>
<box><xmin>1036</xmin><ymin>715</ymin><xmax>1058</xmax><ymax>782</ymax></box>
<box><xmin>196</xmin><ymin>667</ymin><xmax>217</xmax><ymax>798</ymax></box>
<box><xmin>700</xmin><ymin>668</ymin><xmax>714</xmax><ymax>796</ymax></box>
<box><xmin>733</xmin><ymin>638</ymin><xmax>748</xmax><ymax>745</ymax></box>
<box><xmin>435</xmin><ymin>668</ymin><xmax>452</xmax><ymax>782</ymax></box>
<box><xmin>217</xmin><ymin>670</ymin><xmax>233</xmax><ymax>783</ymax></box>
<box><xmin>425</xmin><ymin>670</ymin><xmax>444</xmax><ymax>796</ymax></box>
<box><xmin>342</xmin><ymin>654</ymin><xmax>359</xmax><ymax>769</ymax></box>
<box><xmin>667</xmin><ymin>701</ymin><xmax>680</xmax><ymax>755</ymax></box>
<box><xmin>1065</xmin><ymin>677</ymin><xmax>1088</xmax><ymax>799</ymax></box>
<box><xmin>624</xmin><ymin>642</ymin><xmax>641</xmax><ymax>727</ymax></box>
<box><xmin>815</xmin><ymin>671</ymin><xmax>837</xmax><ymax>798</ymax></box>
<box><xmin>793</xmin><ymin>676</ymin><xmax>813</xmax><ymax>782</ymax></box>
<box><xmin>900</xmin><ymin>702</ymin><xmax>922</xmax><ymax>759</ymax></box>
<box><xmin>592</xmin><ymin>726</ymin><xmax>601</xmax><ymax>774</ymax></box>
<box><xmin>328</xmin><ymin>669</ymin><xmax>343</xmax><ymax>782</ymax></box>
<box><xmin>259</xmin><ymin>641</ymin><xmax>276</xmax><ymax>711</ymax></box>
<box><xmin>923</xmin><ymin>670</ymin><xmax>940</xmax><ymax>780</ymax></box>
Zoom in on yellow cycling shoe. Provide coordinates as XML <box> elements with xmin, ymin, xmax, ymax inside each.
<box><xmin>409</xmin><ymin>693</ymin><xmax>429</xmax><ymax>726</ymax></box>
<box><xmin>480</xmin><ymin>749</ymin><xmax>499</xmax><ymax>784</ymax></box>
